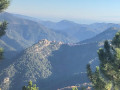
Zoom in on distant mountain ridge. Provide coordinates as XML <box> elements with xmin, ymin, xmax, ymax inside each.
<box><xmin>0</xmin><ymin>12</ymin><xmax>120</xmax><ymax>90</ymax></box>
<box><xmin>40</xmin><ymin>20</ymin><xmax>120</xmax><ymax>41</ymax></box>
<box><xmin>2</xmin><ymin>12</ymin><xmax>119</xmax><ymax>61</ymax></box>
<box><xmin>81</xmin><ymin>27</ymin><xmax>120</xmax><ymax>43</ymax></box>
<box><xmin>0</xmin><ymin>12</ymin><xmax>76</xmax><ymax>52</ymax></box>
<box><xmin>0</xmin><ymin>12</ymin><xmax>78</xmax><ymax>74</ymax></box>
<box><xmin>0</xmin><ymin>27</ymin><xmax>120</xmax><ymax>90</ymax></box>
<box><xmin>13</xmin><ymin>12</ymin><xmax>120</xmax><ymax>41</ymax></box>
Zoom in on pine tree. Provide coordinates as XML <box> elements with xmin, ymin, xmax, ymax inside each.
<box><xmin>0</xmin><ymin>0</ymin><xmax>10</xmax><ymax>59</ymax></box>
<box><xmin>22</xmin><ymin>80</ymin><xmax>39</xmax><ymax>90</ymax></box>
<box><xmin>87</xmin><ymin>32</ymin><xmax>120</xmax><ymax>90</ymax></box>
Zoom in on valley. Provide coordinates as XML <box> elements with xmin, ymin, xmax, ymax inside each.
<box><xmin>0</xmin><ymin>12</ymin><xmax>119</xmax><ymax>90</ymax></box>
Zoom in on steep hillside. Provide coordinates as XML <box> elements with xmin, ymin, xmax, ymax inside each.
<box><xmin>11</xmin><ymin>13</ymin><xmax>120</xmax><ymax>42</ymax></box>
<box><xmin>40</xmin><ymin>20</ymin><xmax>120</xmax><ymax>41</ymax></box>
<box><xmin>86</xmin><ymin>23</ymin><xmax>120</xmax><ymax>33</ymax></box>
<box><xmin>41</xmin><ymin>20</ymin><xmax>82</xmax><ymax>30</ymax></box>
<box><xmin>41</xmin><ymin>20</ymin><xmax>120</xmax><ymax>34</ymax></box>
<box><xmin>81</xmin><ymin>27</ymin><xmax>120</xmax><ymax>43</ymax></box>
<box><xmin>0</xmin><ymin>39</ymin><xmax>100</xmax><ymax>90</ymax></box>
<box><xmin>0</xmin><ymin>12</ymin><xmax>75</xmax><ymax>52</ymax></box>
<box><xmin>0</xmin><ymin>27</ymin><xmax>118</xmax><ymax>90</ymax></box>
<box><xmin>1</xmin><ymin>13</ymin><xmax>120</xmax><ymax>90</ymax></box>
<box><xmin>40</xmin><ymin>20</ymin><xmax>96</xmax><ymax>41</ymax></box>
<box><xmin>0</xmin><ymin>12</ymin><xmax>78</xmax><ymax>68</ymax></box>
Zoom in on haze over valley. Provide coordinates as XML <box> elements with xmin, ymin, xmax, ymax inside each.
<box><xmin>0</xmin><ymin>0</ymin><xmax>120</xmax><ymax>90</ymax></box>
<box><xmin>0</xmin><ymin>12</ymin><xmax>119</xmax><ymax>90</ymax></box>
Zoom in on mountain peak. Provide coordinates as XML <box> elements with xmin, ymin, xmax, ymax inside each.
<box><xmin>38</xmin><ymin>39</ymin><xmax>63</xmax><ymax>45</ymax></box>
<box><xmin>38</xmin><ymin>39</ymin><xmax>50</xmax><ymax>43</ymax></box>
<box><xmin>30</xmin><ymin>39</ymin><xmax>63</xmax><ymax>54</ymax></box>
<box><xmin>58</xmin><ymin>20</ymin><xmax>76</xmax><ymax>24</ymax></box>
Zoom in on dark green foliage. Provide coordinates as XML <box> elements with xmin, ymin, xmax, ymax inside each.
<box><xmin>22</xmin><ymin>80</ymin><xmax>39</xmax><ymax>90</ymax></box>
<box><xmin>22</xmin><ymin>86</ymin><xmax>26</xmax><ymax>90</ymax></box>
<box><xmin>104</xmin><ymin>40</ymin><xmax>110</xmax><ymax>52</ymax></box>
<box><xmin>87</xmin><ymin>32</ymin><xmax>120</xmax><ymax>90</ymax></box>
<box><xmin>86</xmin><ymin>64</ymin><xmax>92</xmax><ymax>80</ymax></box>
<box><xmin>0</xmin><ymin>21</ymin><xmax>7</xmax><ymax>37</ymax></box>
<box><xmin>112</xmin><ymin>32</ymin><xmax>120</xmax><ymax>48</ymax></box>
<box><xmin>0</xmin><ymin>0</ymin><xmax>10</xmax><ymax>12</ymax></box>
<box><xmin>0</xmin><ymin>48</ymin><xmax>3</xmax><ymax>59</ymax></box>
<box><xmin>0</xmin><ymin>0</ymin><xmax>9</xmax><ymax>59</ymax></box>
<box><xmin>87</xmin><ymin>65</ymin><xmax>112</xmax><ymax>90</ymax></box>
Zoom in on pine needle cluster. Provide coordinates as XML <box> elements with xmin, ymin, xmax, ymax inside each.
<box><xmin>87</xmin><ymin>32</ymin><xmax>120</xmax><ymax>90</ymax></box>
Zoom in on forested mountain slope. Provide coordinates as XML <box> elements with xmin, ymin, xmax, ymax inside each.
<box><xmin>0</xmin><ymin>39</ymin><xmax>100</xmax><ymax>90</ymax></box>
<box><xmin>14</xmin><ymin>13</ymin><xmax>120</xmax><ymax>41</ymax></box>
<box><xmin>81</xmin><ymin>27</ymin><xmax>119</xmax><ymax>43</ymax></box>
<box><xmin>0</xmin><ymin>12</ymin><xmax>120</xmax><ymax>90</ymax></box>
<box><xmin>0</xmin><ymin>12</ymin><xmax>75</xmax><ymax>52</ymax></box>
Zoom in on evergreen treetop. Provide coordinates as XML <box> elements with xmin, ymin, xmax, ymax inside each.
<box><xmin>22</xmin><ymin>80</ymin><xmax>39</xmax><ymax>90</ymax></box>
<box><xmin>0</xmin><ymin>0</ymin><xmax>10</xmax><ymax>59</ymax></box>
<box><xmin>0</xmin><ymin>0</ymin><xmax>10</xmax><ymax>12</ymax></box>
<box><xmin>87</xmin><ymin>32</ymin><xmax>120</xmax><ymax>90</ymax></box>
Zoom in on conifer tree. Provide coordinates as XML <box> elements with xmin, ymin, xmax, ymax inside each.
<box><xmin>0</xmin><ymin>0</ymin><xmax>10</xmax><ymax>59</ymax></box>
<box><xmin>22</xmin><ymin>80</ymin><xmax>39</xmax><ymax>90</ymax></box>
<box><xmin>87</xmin><ymin>32</ymin><xmax>120</xmax><ymax>90</ymax></box>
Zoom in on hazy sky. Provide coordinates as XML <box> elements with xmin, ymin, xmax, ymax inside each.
<box><xmin>6</xmin><ymin>0</ymin><xmax>120</xmax><ymax>23</ymax></box>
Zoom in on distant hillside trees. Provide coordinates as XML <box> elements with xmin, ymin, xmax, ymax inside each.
<box><xmin>87</xmin><ymin>32</ymin><xmax>120</xmax><ymax>90</ymax></box>
<box><xmin>22</xmin><ymin>80</ymin><xmax>39</xmax><ymax>90</ymax></box>
<box><xmin>0</xmin><ymin>0</ymin><xmax>10</xmax><ymax>59</ymax></box>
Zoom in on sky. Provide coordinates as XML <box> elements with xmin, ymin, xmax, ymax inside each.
<box><xmin>6</xmin><ymin>0</ymin><xmax>120</xmax><ymax>24</ymax></box>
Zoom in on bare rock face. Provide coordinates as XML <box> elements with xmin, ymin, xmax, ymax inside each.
<box><xmin>4</xmin><ymin>77</ymin><xmax>9</xmax><ymax>83</ymax></box>
<box><xmin>0</xmin><ymin>39</ymin><xmax>99</xmax><ymax>90</ymax></box>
